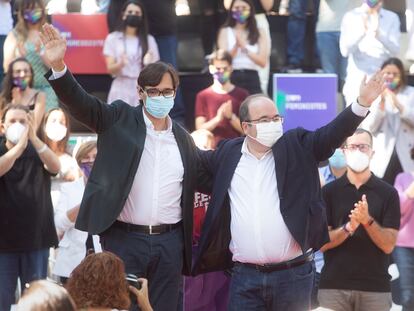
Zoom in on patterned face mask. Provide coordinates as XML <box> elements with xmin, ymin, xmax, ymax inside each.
<box><xmin>231</xmin><ymin>9</ymin><xmax>250</xmax><ymax>24</ymax></box>
<box><xmin>23</xmin><ymin>9</ymin><xmax>43</xmax><ymax>24</ymax></box>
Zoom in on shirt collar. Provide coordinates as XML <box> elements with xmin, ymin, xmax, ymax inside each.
<box><xmin>337</xmin><ymin>172</ymin><xmax>376</xmax><ymax>190</ymax></box>
<box><xmin>142</xmin><ymin>108</ymin><xmax>172</xmax><ymax>133</ymax></box>
<box><xmin>241</xmin><ymin>137</ymin><xmax>272</xmax><ymax>160</ymax></box>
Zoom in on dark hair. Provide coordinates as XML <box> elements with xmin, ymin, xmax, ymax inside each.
<box><xmin>38</xmin><ymin>108</ymin><xmax>71</xmax><ymax>155</ymax></box>
<box><xmin>381</xmin><ymin>57</ymin><xmax>407</xmax><ymax>88</ymax></box>
<box><xmin>1</xmin><ymin>103</ymin><xmax>29</xmax><ymax>122</ymax></box>
<box><xmin>411</xmin><ymin>146</ymin><xmax>414</xmax><ymax>160</ymax></box>
<box><xmin>116</xmin><ymin>0</ymin><xmax>149</xmax><ymax>65</ymax></box>
<box><xmin>239</xmin><ymin>94</ymin><xmax>269</xmax><ymax>123</ymax></box>
<box><xmin>208</xmin><ymin>49</ymin><xmax>233</xmax><ymax>66</ymax></box>
<box><xmin>66</xmin><ymin>252</ymin><xmax>130</xmax><ymax>310</ymax></box>
<box><xmin>137</xmin><ymin>61</ymin><xmax>180</xmax><ymax>89</ymax></box>
<box><xmin>0</xmin><ymin>57</ymin><xmax>34</xmax><ymax>111</ymax></box>
<box><xmin>222</xmin><ymin>0</ymin><xmax>259</xmax><ymax>45</ymax></box>
<box><xmin>15</xmin><ymin>0</ymin><xmax>47</xmax><ymax>41</ymax></box>
<box><xmin>346</xmin><ymin>128</ymin><xmax>373</xmax><ymax>146</ymax></box>
<box><xmin>17</xmin><ymin>280</ymin><xmax>76</xmax><ymax>311</ymax></box>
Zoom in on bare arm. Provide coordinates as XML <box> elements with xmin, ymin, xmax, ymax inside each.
<box><xmin>3</xmin><ymin>31</ymin><xmax>17</xmax><ymax>72</ymax></box>
<box><xmin>0</xmin><ymin>134</ymin><xmax>28</xmax><ymax>177</ymax></box>
<box><xmin>260</xmin><ymin>0</ymin><xmax>274</xmax><ymax>12</ymax></box>
<box><xmin>229</xmin><ymin>114</ymin><xmax>243</xmax><ymax>133</ymax></box>
<box><xmin>32</xmin><ymin>92</ymin><xmax>46</xmax><ymax>131</ymax></box>
<box><xmin>244</xmin><ymin>29</ymin><xmax>268</xmax><ymax>68</ymax></box>
<box><xmin>195</xmin><ymin>116</ymin><xmax>222</xmax><ymax>132</ymax></box>
<box><xmin>363</xmin><ymin>221</ymin><xmax>398</xmax><ymax>254</ymax></box>
<box><xmin>104</xmin><ymin>55</ymin><xmax>125</xmax><ymax>76</ymax></box>
<box><xmin>217</xmin><ymin>28</ymin><xmax>238</xmax><ymax>59</ymax></box>
<box><xmin>320</xmin><ymin>225</ymin><xmax>350</xmax><ymax>252</ymax></box>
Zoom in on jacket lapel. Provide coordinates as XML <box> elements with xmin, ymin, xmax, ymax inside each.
<box><xmin>272</xmin><ymin>138</ymin><xmax>287</xmax><ymax>199</ymax></box>
<box><xmin>134</xmin><ymin>105</ymin><xmax>147</xmax><ymax>162</ymax></box>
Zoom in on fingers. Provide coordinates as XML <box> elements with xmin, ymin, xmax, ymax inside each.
<box><xmin>128</xmin><ymin>285</ymin><xmax>139</xmax><ymax>295</ymax></box>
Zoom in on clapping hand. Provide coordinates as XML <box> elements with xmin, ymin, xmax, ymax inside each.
<box><xmin>39</xmin><ymin>23</ymin><xmax>67</xmax><ymax>71</ymax></box>
<box><xmin>350</xmin><ymin>194</ymin><xmax>371</xmax><ymax>225</ymax></box>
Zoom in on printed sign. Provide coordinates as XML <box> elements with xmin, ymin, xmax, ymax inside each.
<box><xmin>52</xmin><ymin>14</ymin><xmax>108</xmax><ymax>74</ymax></box>
<box><xmin>273</xmin><ymin>74</ymin><xmax>338</xmax><ymax>131</ymax></box>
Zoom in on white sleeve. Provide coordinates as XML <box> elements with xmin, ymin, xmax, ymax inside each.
<box><xmin>351</xmin><ymin>101</ymin><xmax>370</xmax><ymax>117</ymax></box>
<box><xmin>50</xmin><ymin>65</ymin><xmax>68</xmax><ymax>80</ymax></box>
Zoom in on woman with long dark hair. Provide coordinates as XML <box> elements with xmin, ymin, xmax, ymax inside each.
<box><xmin>217</xmin><ymin>0</ymin><xmax>269</xmax><ymax>95</ymax></box>
<box><xmin>361</xmin><ymin>57</ymin><xmax>414</xmax><ymax>185</ymax></box>
<box><xmin>0</xmin><ymin>57</ymin><xmax>45</xmax><ymax>130</ymax></box>
<box><xmin>3</xmin><ymin>0</ymin><xmax>59</xmax><ymax>111</ymax></box>
<box><xmin>103</xmin><ymin>0</ymin><xmax>159</xmax><ymax>107</ymax></box>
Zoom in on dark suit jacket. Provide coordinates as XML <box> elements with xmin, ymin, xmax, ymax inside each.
<box><xmin>46</xmin><ymin>70</ymin><xmax>198</xmax><ymax>275</ymax></box>
<box><xmin>193</xmin><ymin>105</ymin><xmax>366</xmax><ymax>275</ymax></box>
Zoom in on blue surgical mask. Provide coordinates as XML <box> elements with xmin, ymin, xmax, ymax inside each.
<box><xmin>328</xmin><ymin>149</ymin><xmax>346</xmax><ymax>169</ymax></box>
<box><xmin>145</xmin><ymin>96</ymin><xmax>175</xmax><ymax>118</ymax></box>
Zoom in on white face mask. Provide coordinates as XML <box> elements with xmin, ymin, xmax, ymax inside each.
<box><xmin>45</xmin><ymin>122</ymin><xmax>67</xmax><ymax>142</ymax></box>
<box><xmin>346</xmin><ymin>150</ymin><xmax>370</xmax><ymax>173</ymax></box>
<box><xmin>6</xmin><ymin>122</ymin><xmax>26</xmax><ymax>145</ymax></box>
<box><xmin>249</xmin><ymin>121</ymin><xmax>283</xmax><ymax>147</ymax></box>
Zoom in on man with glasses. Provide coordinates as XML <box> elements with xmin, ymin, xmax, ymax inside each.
<box><xmin>40</xmin><ymin>24</ymin><xmax>203</xmax><ymax>311</ymax></box>
<box><xmin>193</xmin><ymin>72</ymin><xmax>387</xmax><ymax>310</ymax></box>
<box><xmin>195</xmin><ymin>49</ymin><xmax>248</xmax><ymax>146</ymax></box>
<box><xmin>318</xmin><ymin>128</ymin><xmax>400</xmax><ymax>311</ymax></box>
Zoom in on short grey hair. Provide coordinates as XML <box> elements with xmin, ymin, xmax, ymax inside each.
<box><xmin>346</xmin><ymin>128</ymin><xmax>373</xmax><ymax>146</ymax></box>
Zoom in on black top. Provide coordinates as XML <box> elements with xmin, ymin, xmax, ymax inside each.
<box><xmin>0</xmin><ymin>138</ymin><xmax>58</xmax><ymax>252</ymax></box>
<box><xmin>141</xmin><ymin>0</ymin><xmax>177</xmax><ymax>36</ymax></box>
<box><xmin>320</xmin><ymin>174</ymin><xmax>400</xmax><ymax>292</ymax></box>
<box><xmin>251</xmin><ymin>0</ymin><xmax>266</xmax><ymax>14</ymax></box>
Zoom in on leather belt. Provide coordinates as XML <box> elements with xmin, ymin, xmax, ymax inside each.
<box><xmin>113</xmin><ymin>220</ymin><xmax>182</xmax><ymax>235</ymax></box>
<box><xmin>236</xmin><ymin>252</ymin><xmax>314</xmax><ymax>273</ymax></box>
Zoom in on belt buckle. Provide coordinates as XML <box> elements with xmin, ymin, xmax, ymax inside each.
<box><xmin>148</xmin><ymin>225</ymin><xmax>160</xmax><ymax>235</ymax></box>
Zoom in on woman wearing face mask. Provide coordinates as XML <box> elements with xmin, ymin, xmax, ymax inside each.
<box><xmin>52</xmin><ymin>140</ymin><xmax>102</xmax><ymax>284</ymax></box>
<box><xmin>39</xmin><ymin>108</ymin><xmax>82</xmax><ymax>207</ymax></box>
<box><xmin>0</xmin><ymin>57</ymin><xmax>45</xmax><ymax>130</ymax></box>
<box><xmin>3</xmin><ymin>0</ymin><xmax>59</xmax><ymax>111</ymax></box>
<box><xmin>393</xmin><ymin>147</ymin><xmax>414</xmax><ymax>311</ymax></box>
<box><xmin>361</xmin><ymin>57</ymin><xmax>414</xmax><ymax>185</ymax></box>
<box><xmin>103</xmin><ymin>0</ymin><xmax>160</xmax><ymax>107</ymax></box>
<box><xmin>217</xmin><ymin>0</ymin><xmax>269</xmax><ymax>95</ymax></box>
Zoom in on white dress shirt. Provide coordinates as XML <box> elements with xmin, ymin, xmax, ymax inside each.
<box><xmin>228</xmin><ymin>140</ymin><xmax>302</xmax><ymax>264</ymax></box>
<box><xmin>117</xmin><ymin>111</ymin><xmax>184</xmax><ymax>225</ymax></box>
<box><xmin>340</xmin><ymin>6</ymin><xmax>400</xmax><ymax>104</ymax></box>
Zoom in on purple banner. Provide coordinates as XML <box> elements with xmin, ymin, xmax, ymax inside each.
<box><xmin>273</xmin><ymin>74</ymin><xmax>337</xmax><ymax>131</ymax></box>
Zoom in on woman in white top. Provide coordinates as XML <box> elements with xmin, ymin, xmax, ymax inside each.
<box><xmin>217</xmin><ymin>0</ymin><xmax>269</xmax><ymax>95</ymax></box>
<box><xmin>103</xmin><ymin>0</ymin><xmax>159</xmax><ymax>107</ymax></box>
<box><xmin>361</xmin><ymin>57</ymin><xmax>414</xmax><ymax>184</ymax></box>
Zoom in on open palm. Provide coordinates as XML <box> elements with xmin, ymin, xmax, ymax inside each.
<box><xmin>40</xmin><ymin>24</ymin><xmax>67</xmax><ymax>68</ymax></box>
<box><xmin>358</xmin><ymin>71</ymin><xmax>386</xmax><ymax>107</ymax></box>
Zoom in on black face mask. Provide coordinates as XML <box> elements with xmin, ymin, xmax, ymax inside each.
<box><xmin>125</xmin><ymin>15</ymin><xmax>142</xmax><ymax>28</ymax></box>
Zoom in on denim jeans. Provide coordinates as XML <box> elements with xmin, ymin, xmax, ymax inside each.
<box><xmin>228</xmin><ymin>261</ymin><xmax>314</xmax><ymax>311</ymax></box>
<box><xmin>155</xmin><ymin>35</ymin><xmax>186</xmax><ymax>125</ymax></box>
<box><xmin>393</xmin><ymin>246</ymin><xmax>414</xmax><ymax>311</ymax></box>
<box><xmin>316</xmin><ymin>31</ymin><xmax>347</xmax><ymax>87</ymax></box>
<box><xmin>0</xmin><ymin>248</ymin><xmax>49</xmax><ymax>311</ymax></box>
<box><xmin>287</xmin><ymin>0</ymin><xmax>320</xmax><ymax>65</ymax></box>
<box><xmin>100</xmin><ymin>226</ymin><xmax>184</xmax><ymax>311</ymax></box>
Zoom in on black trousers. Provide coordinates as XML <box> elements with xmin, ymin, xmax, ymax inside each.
<box><xmin>231</xmin><ymin>69</ymin><xmax>263</xmax><ymax>95</ymax></box>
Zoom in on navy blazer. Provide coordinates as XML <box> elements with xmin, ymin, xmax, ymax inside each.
<box><xmin>46</xmin><ymin>70</ymin><xmax>199</xmax><ymax>275</ymax></box>
<box><xmin>193</xmin><ymin>105</ymin><xmax>366</xmax><ymax>275</ymax></box>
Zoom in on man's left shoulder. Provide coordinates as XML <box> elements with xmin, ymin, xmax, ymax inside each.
<box><xmin>370</xmin><ymin>174</ymin><xmax>398</xmax><ymax>196</ymax></box>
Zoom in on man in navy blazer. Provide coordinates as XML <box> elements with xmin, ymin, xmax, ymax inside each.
<box><xmin>193</xmin><ymin>73</ymin><xmax>386</xmax><ymax>311</ymax></box>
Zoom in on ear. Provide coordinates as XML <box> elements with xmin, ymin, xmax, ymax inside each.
<box><xmin>138</xmin><ymin>87</ymin><xmax>145</xmax><ymax>100</ymax></box>
<box><xmin>0</xmin><ymin>122</ymin><xmax>5</xmax><ymax>135</ymax></box>
<box><xmin>208</xmin><ymin>65</ymin><xmax>216</xmax><ymax>75</ymax></box>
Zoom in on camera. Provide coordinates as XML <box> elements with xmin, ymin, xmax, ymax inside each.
<box><xmin>126</xmin><ymin>273</ymin><xmax>142</xmax><ymax>290</ymax></box>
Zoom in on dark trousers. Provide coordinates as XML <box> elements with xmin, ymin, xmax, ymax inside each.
<box><xmin>231</xmin><ymin>70</ymin><xmax>262</xmax><ymax>95</ymax></box>
<box><xmin>0</xmin><ymin>34</ymin><xmax>7</xmax><ymax>86</ymax></box>
<box><xmin>393</xmin><ymin>247</ymin><xmax>414</xmax><ymax>311</ymax></box>
<box><xmin>228</xmin><ymin>261</ymin><xmax>314</xmax><ymax>311</ymax></box>
<box><xmin>100</xmin><ymin>226</ymin><xmax>184</xmax><ymax>311</ymax></box>
<box><xmin>0</xmin><ymin>248</ymin><xmax>49</xmax><ymax>311</ymax></box>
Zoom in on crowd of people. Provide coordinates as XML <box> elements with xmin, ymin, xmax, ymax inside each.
<box><xmin>0</xmin><ymin>0</ymin><xmax>413</xmax><ymax>311</ymax></box>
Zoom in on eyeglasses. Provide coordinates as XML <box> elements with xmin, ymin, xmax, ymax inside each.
<box><xmin>246</xmin><ymin>115</ymin><xmax>284</xmax><ymax>124</ymax></box>
<box><xmin>141</xmin><ymin>88</ymin><xmax>176</xmax><ymax>98</ymax></box>
<box><xmin>344</xmin><ymin>144</ymin><xmax>371</xmax><ymax>153</ymax></box>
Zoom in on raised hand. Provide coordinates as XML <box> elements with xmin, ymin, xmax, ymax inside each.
<box><xmin>39</xmin><ymin>23</ymin><xmax>67</xmax><ymax>71</ymax></box>
<box><xmin>358</xmin><ymin>71</ymin><xmax>386</xmax><ymax>107</ymax></box>
<box><xmin>350</xmin><ymin>194</ymin><xmax>371</xmax><ymax>225</ymax></box>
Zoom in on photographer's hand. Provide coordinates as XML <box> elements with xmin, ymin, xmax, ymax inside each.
<box><xmin>129</xmin><ymin>278</ymin><xmax>153</xmax><ymax>311</ymax></box>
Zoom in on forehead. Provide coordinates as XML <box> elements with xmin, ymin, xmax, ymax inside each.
<box><xmin>13</xmin><ymin>61</ymin><xmax>31</xmax><ymax>70</ymax></box>
<box><xmin>248</xmin><ymin>97</ymin><xmax>278</xmax><ymax>119</ymax></box>
<box><xmin>233</xmin><ymin>0</ymin><xmax>250</xmax><ymax>8</ymax></box>
<box><xmin>347</xmin><ymin>132</ymin><xmax>371</xmax><ymax>145</ymax></box>
<box><xmin>383</xmin><ymin>64</ymin><xmax>399</xmax><ymax>73</ymax></box>
<box><xmin>4</xmin><ymin>109</ymin><xmax>27</xmax><ymax>121</ymax></box>
<box><xmin>48</xmin><ymin>110</ymin><xmax>65</xmax><ymax>120</ymax></box>
<box><xmin>212</xmin><ymin>59</ymin><xmax>230</xmax><ymax>68</ymax></box>
<box><xmin>125</xmin><ymin>3</ymin><xmax>142</xmax><ymax>12</ymax></box>
<box><xmin>148</xmin><ymin>72</ymin><xmax>174</xmax><ymax>89</ymax></box>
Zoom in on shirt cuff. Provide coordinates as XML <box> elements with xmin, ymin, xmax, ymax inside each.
<box><xmin>351</xmin><ymin>101</ymin><xmax>369</xmax><ymax>117</ymax></box>
<box><xmin>50</xmin><ymin>65</ymin><xmax>68</xmax><ymax>80</ymax></box>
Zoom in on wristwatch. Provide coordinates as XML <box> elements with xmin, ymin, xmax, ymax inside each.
<box><xmin>342</xmin><ymin>222</ymin><xmax>354</xmax><ymax>237</ymax></box>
